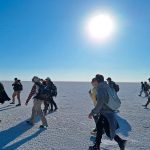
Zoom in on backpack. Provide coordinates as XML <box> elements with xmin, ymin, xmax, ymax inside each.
<box><xmin>51</xmin><ymin>84</ymin><xmax>57</xmax><ymax>97</ymax></box>
<box><xmin>19</xmin><ymin>84</ymin><xmax>23</xmax><ymax>91</ymax></box>
<box><xmin>106</xmin><ymin>86</ymin><xmax>121</xmax><ymax>111</ymax></box>
<box><xmin>113</xmin><ymin>83</ymin><xmax>120</xmax><ymax>92</ymax></box>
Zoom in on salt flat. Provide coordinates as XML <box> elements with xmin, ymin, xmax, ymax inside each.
<box><xmin>0</xmin><ymin>82</ymin><xmax>149</xmax><ymax>150</ymax></box>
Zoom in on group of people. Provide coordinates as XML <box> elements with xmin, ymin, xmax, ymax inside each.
<box><xmin>88</xmin><ymin>75</ymin><xmax>126</xmax><ymax>150</ymax></box>
<box><xmin>139</xmin><ymin>78</ymin><xmax>150</xmax><ymax>108</ymax></box>
<box><xmin>0</xmin><ymin>76</ymin><xmax>58</xmax><ymax>127</ymax></box>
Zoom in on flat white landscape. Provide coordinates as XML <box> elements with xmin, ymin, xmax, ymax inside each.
<box><xmin>0</xmin><ymin>82</ymin><xmax>149</xmax><ymax>150</ymax></box>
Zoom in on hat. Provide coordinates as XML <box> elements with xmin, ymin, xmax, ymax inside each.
<box><xmin>107</xmin><ymin>77</ymin><xmax>111</xmax><ymax>81</ymax></box>
<box><xmin>32</xmin><ymin>76</ymin><xmax>40</xmax><ymax>83</ymax></box>
<box><xmin>95</xmin><ymin>74</ymin><xmax>104</xmax><ymax>82</ymax></box>
<box><xmin>45</xmin><ymin>77</ymin><xmax>51</xmax><ymax>81</ymax></box>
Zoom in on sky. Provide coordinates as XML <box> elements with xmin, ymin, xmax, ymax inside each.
<box><xmin>0</xmin><ymin>0</ymin><xmax>150</xmax><ymax>82</ymax></box>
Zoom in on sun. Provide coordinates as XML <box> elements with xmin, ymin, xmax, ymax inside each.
<box><xmin>86</xmin><ymin>13</ymin><xmax>116</xmax><ymax>42</ymax></box>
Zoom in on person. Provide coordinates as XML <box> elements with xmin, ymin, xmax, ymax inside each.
<box><xmin>25</xmin><ymin>76</ymin><xmax>48</xmax><ymax>128</ymax></box>
<box><xmin>43</xmin><ymin>77</ymin><xmax>58</xmax><ymax>115</ymax></box>
<box><xmin>143</xmin><ymin>82</ymin><xmax>149</xmax><ymax>97</ymax></box>
<box><xmin>139</xmin><ymin>82</ymin><xmax>144</xmax><ymax>96</ymax></box>
<box><xmin>10</xmin><ymin>78</ymin><xmax>22</xmax><ymax>106</ymax></box>
<box><xmin>89</xmin><ymin>78</ymin><xmax>99</xmax><ymax>135</ymax></box>
<box><xmin>143</xmin><ymin>96</ymin><xmax>150</xmax><ymax>109</ymax></box>
<box><xmin>107</xmin><ymin>77</ymin><xmax>119</xmax><ymax>93</ymax></box>
<box><xmin>89</xmin><ymin>74</ymin><xmax>126</xmax><ymax>150</ymax></box>
<box><xmin>0</xmin><ymin>82</ymin><xmax>10</xmax><ymax>104</ymax></box>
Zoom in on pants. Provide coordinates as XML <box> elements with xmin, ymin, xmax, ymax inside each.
<box><xmin>50</xmin><ymin>98</ymin><xmax>57</xmax><ymax>110</ymax></box>
<box><xmin>93</xmin><ymin>115</ymin><xmax>99</xmax><ymax>130</ymax></box>
<box><xmin>139</xmin><ymin>89</ymin><xmax>144</xmax><ymax>96</ymax></box>
<box><xmin>145</xmin><ymin>98</ymin><xmax>150</xmax><ymax>107</ymax></box>
<box><xmin>95</xmin><ymin>115</ymin><xmax>123</xmax><ymax>147</ymax></box>
<box><xmin>43</xmin><ymin>98</ymin><xmax>58</xmax><ymax>112</ymax></box>
<box><xmin>30</xmin><ymin>99</ymin><xmax>48</xmax><ymax>126</ymax></box>
<box><xmin>144</xmin><ymin>91</ymin><xmax>148</xmax><ymax>97</ymax></box>
<box><xmin>12</xmin><ymin>91</ymin><xmax>21</xmax><ymax>104</ymax></box>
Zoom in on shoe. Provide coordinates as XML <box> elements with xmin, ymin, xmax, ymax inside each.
<box><xmin>89</xmin><ymin>145</ymin><xmax>100</xmax><ymax>150</ymax></box>
<box><xmin>39</xmin><ymin>125</ymin><xmax>48</xmax><ymax>128</ymax></box>
<box><xmin>91</xmin><ymin>128</ymin><xmax>97</xmax><ymax>135</ymax></box>
<box><xmin>16</xmin><ymin>104</ymin><xmax>21</xmax><ymax>107</ymax></box>
<box><xmin>26</xmin><ymin>120</ymin><xmax>34</xmax><ymax>126</ymax></box>
<box><xmin>118</xmin><ymin>140</ymin><xmax>127</xmax><ymax>150</ymax></box>
<box><xmin>10</xmin><ymin>102</ymin><xmax>15</xmax><ymax>104</ymax></box>
<box><xmin>49</xmin><ymin>109</ymin><xmax>53</xmax><ymax>112</ymax></box>
<box><xmin>54</xmin><ymin>107</ymin><xmax>58</xmax><ymax>111</ymax></box>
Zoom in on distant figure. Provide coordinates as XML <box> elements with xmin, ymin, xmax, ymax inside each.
<box><xmin>43</xmin><ymin>77</ymin><xmax>58</xmax><ymax>115</ymax></box>
<box><xmin>0</xmin><ymin>82</ymin><xmax>10</xmax><ymax>104</ymax></box>
<box><xmin>107</xmin><ymin>77</ymin><xmax>120</xmax><ymax>93</ymax></box>
<box><xmin>89</xmin><ymin>74</ymin><xmax>126</xmax><ymax>150</ymax></box>
<box><xmin>139</xmin><ymin>82</ymin><xmax>144</xmax><ymax>96</ymax></box>
<box><xmin>89</xmin><ymin>78</ymin><xmax>98</xmax><ymax>135</ymax></box>
<box><xmin>143</xmin><ymin>96</ymin><xmax>150</xmax><ymax>109</ymax></box>
<box><xmin>25</xmin><ymin>76</ymin><xmax>48</xmax><ymax>128</ymax></box>
<box><xmin>143</xmin><ymin>82</ymin><xmax>149</xmax><ymax>97</ymax></box>
<box><xmin>10</xmin><ymin>78</ymin><xmax>22</xmax><ymax>106</ymax></box>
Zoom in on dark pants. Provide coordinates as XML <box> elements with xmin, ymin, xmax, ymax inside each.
<box><xmin>95</xmin><ymin>115</ymin><xmax>123</xmax><ymax>147</ymax></box>
<box><xmin>50</xmin><ymin>98</ymin><xmax>57</xmax><ymax>110</ymax></box>
<box><xmin>145</xmin><ymin>97</ymin><xmax>150</xmax><ymax>107</ymax></box>
<box><xmin>44</xmin><ymin>98</ymin><xmax>57</xmax><ymax>112</ymax></box>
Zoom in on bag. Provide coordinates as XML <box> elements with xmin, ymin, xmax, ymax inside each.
<box><xmin>106</xmin><ymin>87</ymin><xmax>121</xmax><ymax>111</ymax></box>
<box><xmin>51</xmin><ymin>84</ymin><xmax>57</xmax><ymax>97</ymax></box>
<box><xmin>19</xmin><ymin>84</ymin><xmax>23</xmax><ymax>91</ymax></box>
<box><xmin>113</xmin><ymin>83</ymin><xmax>120</xmax><ymax>92</ymax></box>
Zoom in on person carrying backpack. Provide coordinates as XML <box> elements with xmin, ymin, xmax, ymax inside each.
<box><xmin>107</xmin><ymin>77</ymin><xmax>119</xmax><ymax>93</ymax></box>
<box><xmin>139</xmin><ymin>82</ymin><xmax>145</xmax><ymax>96</ymax></box>
<box><xmin>25</xmin><ymin>76</ymin><xmax>48</xmax><ymax>128</ymax></box>
<box><xmin>143</xmin><ymin>82</ymin><xmax>149</xmax><ymax>97</ymax></box>
<box><xmin>88</xmin><ymin>74</ymin><xmax>126</xmax><ymax>150</ymax></box>
<box><xmin>10</xmin><ymin>78</ymin><xmax>23</xmax><ymax>106</ymax></box>
<box><xmin>43</xmin><ymin>77</ymin><xmax>58</xmax><ymax>115</ymax></box>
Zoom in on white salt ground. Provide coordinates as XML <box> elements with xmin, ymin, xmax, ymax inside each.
<box><xmin>0</xmin><ymin>82</ymin><xmax>149</xmax><ymax>150</ymax></box>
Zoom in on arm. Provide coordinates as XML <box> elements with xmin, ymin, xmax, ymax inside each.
<box><xmin>89</xmin><ymin>87</ymin><xmax>108</xmax><ymax>117</ymax></box>
<box><xmin>25</xmin><ymin>85</ymin><xmax>36</xmax><ymax>105</ymax></box>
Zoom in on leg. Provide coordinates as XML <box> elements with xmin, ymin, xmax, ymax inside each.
<box><xmin>11</xmin><ymin>91</ymin><xmax>16</xmax><ymax>103</ymax></box>
<box><xmin>94</xmin><ymin>115</ymin><xmax>105</xmax><ymax>148</ymax></box>
<box><xmin>29</xmin><ymin>99</ymin><xmax>38</xmax><ymax>125</ymax></box>
<box><xmin>51</xmin><ymin>98</ymin><xmax>58</xmax><ymax>110</ymax></box>
<box><xmin>145</xmin><ymin>98</ymin><xmax>150</xmax><ymax>108</ymax></box>
<box><xmin>114</xmin><ymin>135</ymin><xmax>127</xmax><ymax>150</ymax></box>
<box><xmin>16</xmin><ymin>92</ymin><xmax>21</xmax><ymax>105</ymax></box>
<box><xmin>36</xmin><ymin>100</ymin><xmax>48</xmax><ymax>126</ymax></box>
<box><xmin>43</xmin><ymin>101</ymin><xmax>49</xmax><ymax>115</ymax></box>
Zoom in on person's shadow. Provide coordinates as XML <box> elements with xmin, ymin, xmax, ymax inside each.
<box><xmin>0</xmin><ymin>120</ymin><xmax>45</xmax><ymax>150</ymax></box>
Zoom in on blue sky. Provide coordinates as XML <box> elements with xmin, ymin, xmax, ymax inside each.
<box><xmin>0</xmin><ymin>0</ymin><xmax>150</xmax><ymax>82</ymax></box>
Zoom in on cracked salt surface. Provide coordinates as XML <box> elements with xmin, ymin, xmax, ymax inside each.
<box><xmin>0</xmin><ymin>82</ymin><xmax>149</xmax><ymax>150</ymax></box>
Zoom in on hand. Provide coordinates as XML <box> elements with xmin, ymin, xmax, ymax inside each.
<box><xmin>88</xmin><ymin>113</ymin><xmax>93</xmax><ymax>119</ymax></box>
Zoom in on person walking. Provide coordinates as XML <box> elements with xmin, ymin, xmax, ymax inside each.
<box><xmin>139</xmin><ymin>82</ymin><xmax>144</xmax><ymax>96</ymax></box>
<box><xmin>10</xmin><ymin>78</ymin><xmax>22</xmax><ymax>106</ymax></box>
<box><xmin>43</xmin><ymin>77</ymin><xmax>58</xmax><ymax>114</ymax></box>
<box><xmin>106</xmin><ymin>77</ymin><xmax>119</xmax><ymax>93</ymax></box>
<box><xmin>25</xmin><ymin>76</ymin><xmax>48</xmax><ymax>128</ymax></box>
<box><xmin>89</xmin><ymin>74</ymin><xmax>126</xmax><ymax>150</ymax></box>
<box><xmin>89</xmin><ymin>78</ymin><xmax>99</xmax><ymax>135</ymax></box>
<box><xmin>143</xmin><ymin>82</ymin><xmax>149</xmax><ymax>97</ymax></box>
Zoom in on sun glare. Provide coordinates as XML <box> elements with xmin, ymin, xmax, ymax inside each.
<box><xmin>86</xmin><ymin>13</ymin><xmax>116</xmax><ymax>42</ymax></box>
